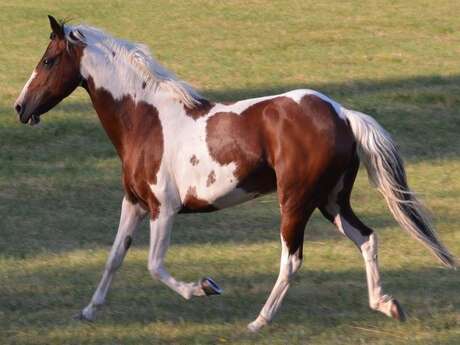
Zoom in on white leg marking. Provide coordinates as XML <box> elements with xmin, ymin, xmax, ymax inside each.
<box><xmin>361</xmin><ymin>233</ymin><xmax>394</xmax><ymax>316</ymax></box>
<box><xmin>248</xmin><ymin>235</ymin><xmax>302</xmax><ymax>332</ymax></box>
<box><xmin>335</xmin><ymin>214</ymin><xmax>395</xmax><ymax>317</ymax></box>
<box><xmin>81</xmin><ymin>197</ymin><xmax>145</xmax><ymax>320</ymax></box>
<box><xmin>147</xmin><ymin>209</ymin><xmax>206</xmax><ymax>299</ymax></box>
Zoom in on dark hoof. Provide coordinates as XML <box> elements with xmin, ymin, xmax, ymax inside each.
<box><xmin>73</xmin><ymin>311</ymin><xmax>85</xmax><ymax>320</ymax></box>
<box><xmin>73</xmin><ymin>311</ymin><xmax>94</xmax><ymax>322</ymax></box>
<box><xmin>200</xmin><ymin>277</ymin><xmax>223</xmax><ymax>296</ymax></box>
<box><xmin>390</xmin><ymin>299</ymin><xmax>406</xmax><ymax>322</ymax></box>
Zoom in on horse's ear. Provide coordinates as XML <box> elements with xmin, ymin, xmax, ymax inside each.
<box><xmin>48</xmin><ymin>15</ymin><xmax>64</xmax><ymax>39</ymax></box>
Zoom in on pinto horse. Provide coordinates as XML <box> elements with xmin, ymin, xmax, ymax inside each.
<box><xmin>15</xmin><ymin>16</ymin><xmax>455</xmax><ymax>331</ymax></box>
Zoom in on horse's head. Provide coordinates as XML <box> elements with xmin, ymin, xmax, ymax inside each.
<box><xmin>14</xmin><ymin>16</ymin><xmax>83</xmax><ymax>125</ymax></box>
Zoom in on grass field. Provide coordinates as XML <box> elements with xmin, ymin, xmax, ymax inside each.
<box><xmin>1</xmin><ymin>1</ymin><xmax>460</xmax><ymax>344</ymax></box>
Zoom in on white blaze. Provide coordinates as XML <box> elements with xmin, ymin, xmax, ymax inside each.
<box><xmin>15</xmin><ymin>70</ymin><xmax>37</xmax><ymax>107</ymax></box>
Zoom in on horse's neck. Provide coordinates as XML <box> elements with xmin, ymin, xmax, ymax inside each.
<box><xmin>83</xmin><ymin>75</ymin><xmax>173</xmax><ymax>161</ymax></box>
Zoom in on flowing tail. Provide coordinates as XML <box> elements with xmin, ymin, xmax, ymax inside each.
<box><xmin>342</xmin><ymin>108</ymin><xmax>456</xmax><ymax>268</ymax></box>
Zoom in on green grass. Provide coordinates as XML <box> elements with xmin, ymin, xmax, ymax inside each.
<box><xmin>1</xmin><ymin>1</ymin><xmax>460</xmax><ymax>344</ymax></box>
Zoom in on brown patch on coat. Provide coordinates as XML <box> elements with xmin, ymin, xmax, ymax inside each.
<box><xmin>206</xmin><ymin>98</ymin><xmax>287</xmax><ymax>186</ymax></box>
<box><xmin>180</xmin><ymin>186</ymin><xmax>217</xmax><ymax>213</ymax></box>
<box><xmin>190</xmin><ymin>155</ymin><xmax>199</xmax><ymax>166</ymax></box>
<box><xmin>184</xmin><ymin>99</ymin><xmax>214</xmax><ymax>120</ymax></box>
<box><xmin>206</xmin><ymin>95</ymin><xmax>355</xmax><ymax>255</ymax></box>
<box><xmin>206</xmin><ymin>170</ymin><xmax>216</xmax><ymax>187</ymax></box>
<box><xmin>83</xmin><ymin>77</ymin><xmax>163</xmax><ymax>219</ymax></box>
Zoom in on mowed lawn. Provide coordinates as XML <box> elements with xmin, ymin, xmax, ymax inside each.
<box><xmin>1</xmin><ymin>1</ymin><xmax>460</xmax><ymax>344</ymax></box>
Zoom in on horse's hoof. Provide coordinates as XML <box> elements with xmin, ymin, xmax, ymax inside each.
<box><xmin>390</xmin><ymin>299</ymin><xmax>406</xmax><ymax>322</ymax></box>
<box><xmin>200</xmin><ymin>277</ymin><xmax>223</xmax><ymax>296</ymax></box>
<box><xmin>74</xmin><ymin>311</ymin><xmax>87</xmax><ymax>321</ymax></box>
<box><xmin>74</xmin><ymin>309</ymin><xmax>95</xmax><ymax>322</ymax></box>
<box><xmin>247</xmin><ymin>321</ymin><xmax>261</xmax><ymax>333</ymax></box>
<box><xmin>247</xmin><ymin>315</ymin><xmax>268</xmax><ymax>332</ymax></box>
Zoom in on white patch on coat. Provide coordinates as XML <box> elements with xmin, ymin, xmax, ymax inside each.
<box><xmin>65</xmin><ymin>24</ymin><xmax>201</xmax><ymax>107</ymax></box>
<box><xmin>150</xmin><ymin>97</ymin><xmax>268</xmax><ymax>211</ymax></box>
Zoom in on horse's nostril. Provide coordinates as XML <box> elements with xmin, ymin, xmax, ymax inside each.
<box><xmin>15</xmin><ymin>103</ymin><xmax>23</xmax><ymax>115</ymax></box>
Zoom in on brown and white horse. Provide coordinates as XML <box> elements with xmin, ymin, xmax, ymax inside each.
<box><xmin>15</xmin><ymin>16</ymin><xmax>455</xmax><ymax>331</ymax></box>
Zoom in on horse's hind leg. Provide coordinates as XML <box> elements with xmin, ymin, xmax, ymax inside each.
<box><xmin>320</xmin><ymin>157</ymin><xmax>406</xmax><ymax>321</ymax></box>
<box><xmin>78</xmin><ymin>197</ymin><xmax>146</xmax><ymax>321</ymax></box>
<box><xmin>248</xmin><ymin>201</ymin><xmax>313</xmax><ymax>332</ymax></box>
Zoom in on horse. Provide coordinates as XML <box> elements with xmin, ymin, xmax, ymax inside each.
<box><xmin>14</xmin><ymin>16</ymin><xmax>455</xmax><ymax>332</ymax></box>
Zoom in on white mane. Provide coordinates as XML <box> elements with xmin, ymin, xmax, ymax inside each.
<box><xmin>64</xmin><ymin>24</ymin><xmax>203</xmax><ymax>108</ymax></box>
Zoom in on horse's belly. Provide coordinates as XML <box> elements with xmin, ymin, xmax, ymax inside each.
<box><xmin>177</xmin><ymin>163</ymin><xmax>250</xmax><ymax>211</ymax></box>
<box><xmin>179</xmin><ymin>185</ymin><xmax>262</xmax><ymax>213</ymax></box>
<box><xmin>213</xmin><ymin>187</ymin><xmax>260</xmax><ymax>209</ymax></box>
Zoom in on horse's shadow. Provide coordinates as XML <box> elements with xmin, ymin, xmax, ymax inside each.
<box><xmin>102</xmin><ymin>266</ymin><xmax>459</xmax><ymax>323</ymax></box>
<box><xmin>1</xmin><ymin>261</ymin><xmax>458</xmax><ymax>336</ymax></box>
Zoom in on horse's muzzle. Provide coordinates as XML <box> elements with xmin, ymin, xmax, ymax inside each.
<box><xmin>14</xmin><ymin>102</ymin><xmax>40</xmax><ymax>126</ymax></box>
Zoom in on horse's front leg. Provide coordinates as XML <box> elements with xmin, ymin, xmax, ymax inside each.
<box><xmin>147</xmin><ymin>208</ymin><xmax>222</xmax><ymax>299</ymax></box>
<box><xmin>77</xmin><ymin>197</ymin><xmax>146</xmax><ymax>321</ymax></box>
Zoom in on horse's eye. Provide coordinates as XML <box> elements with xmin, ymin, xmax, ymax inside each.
<box><xmin>43</xmin><ymin>58</ymin><xmax>54</xmax><ymax>67</ymax></box>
